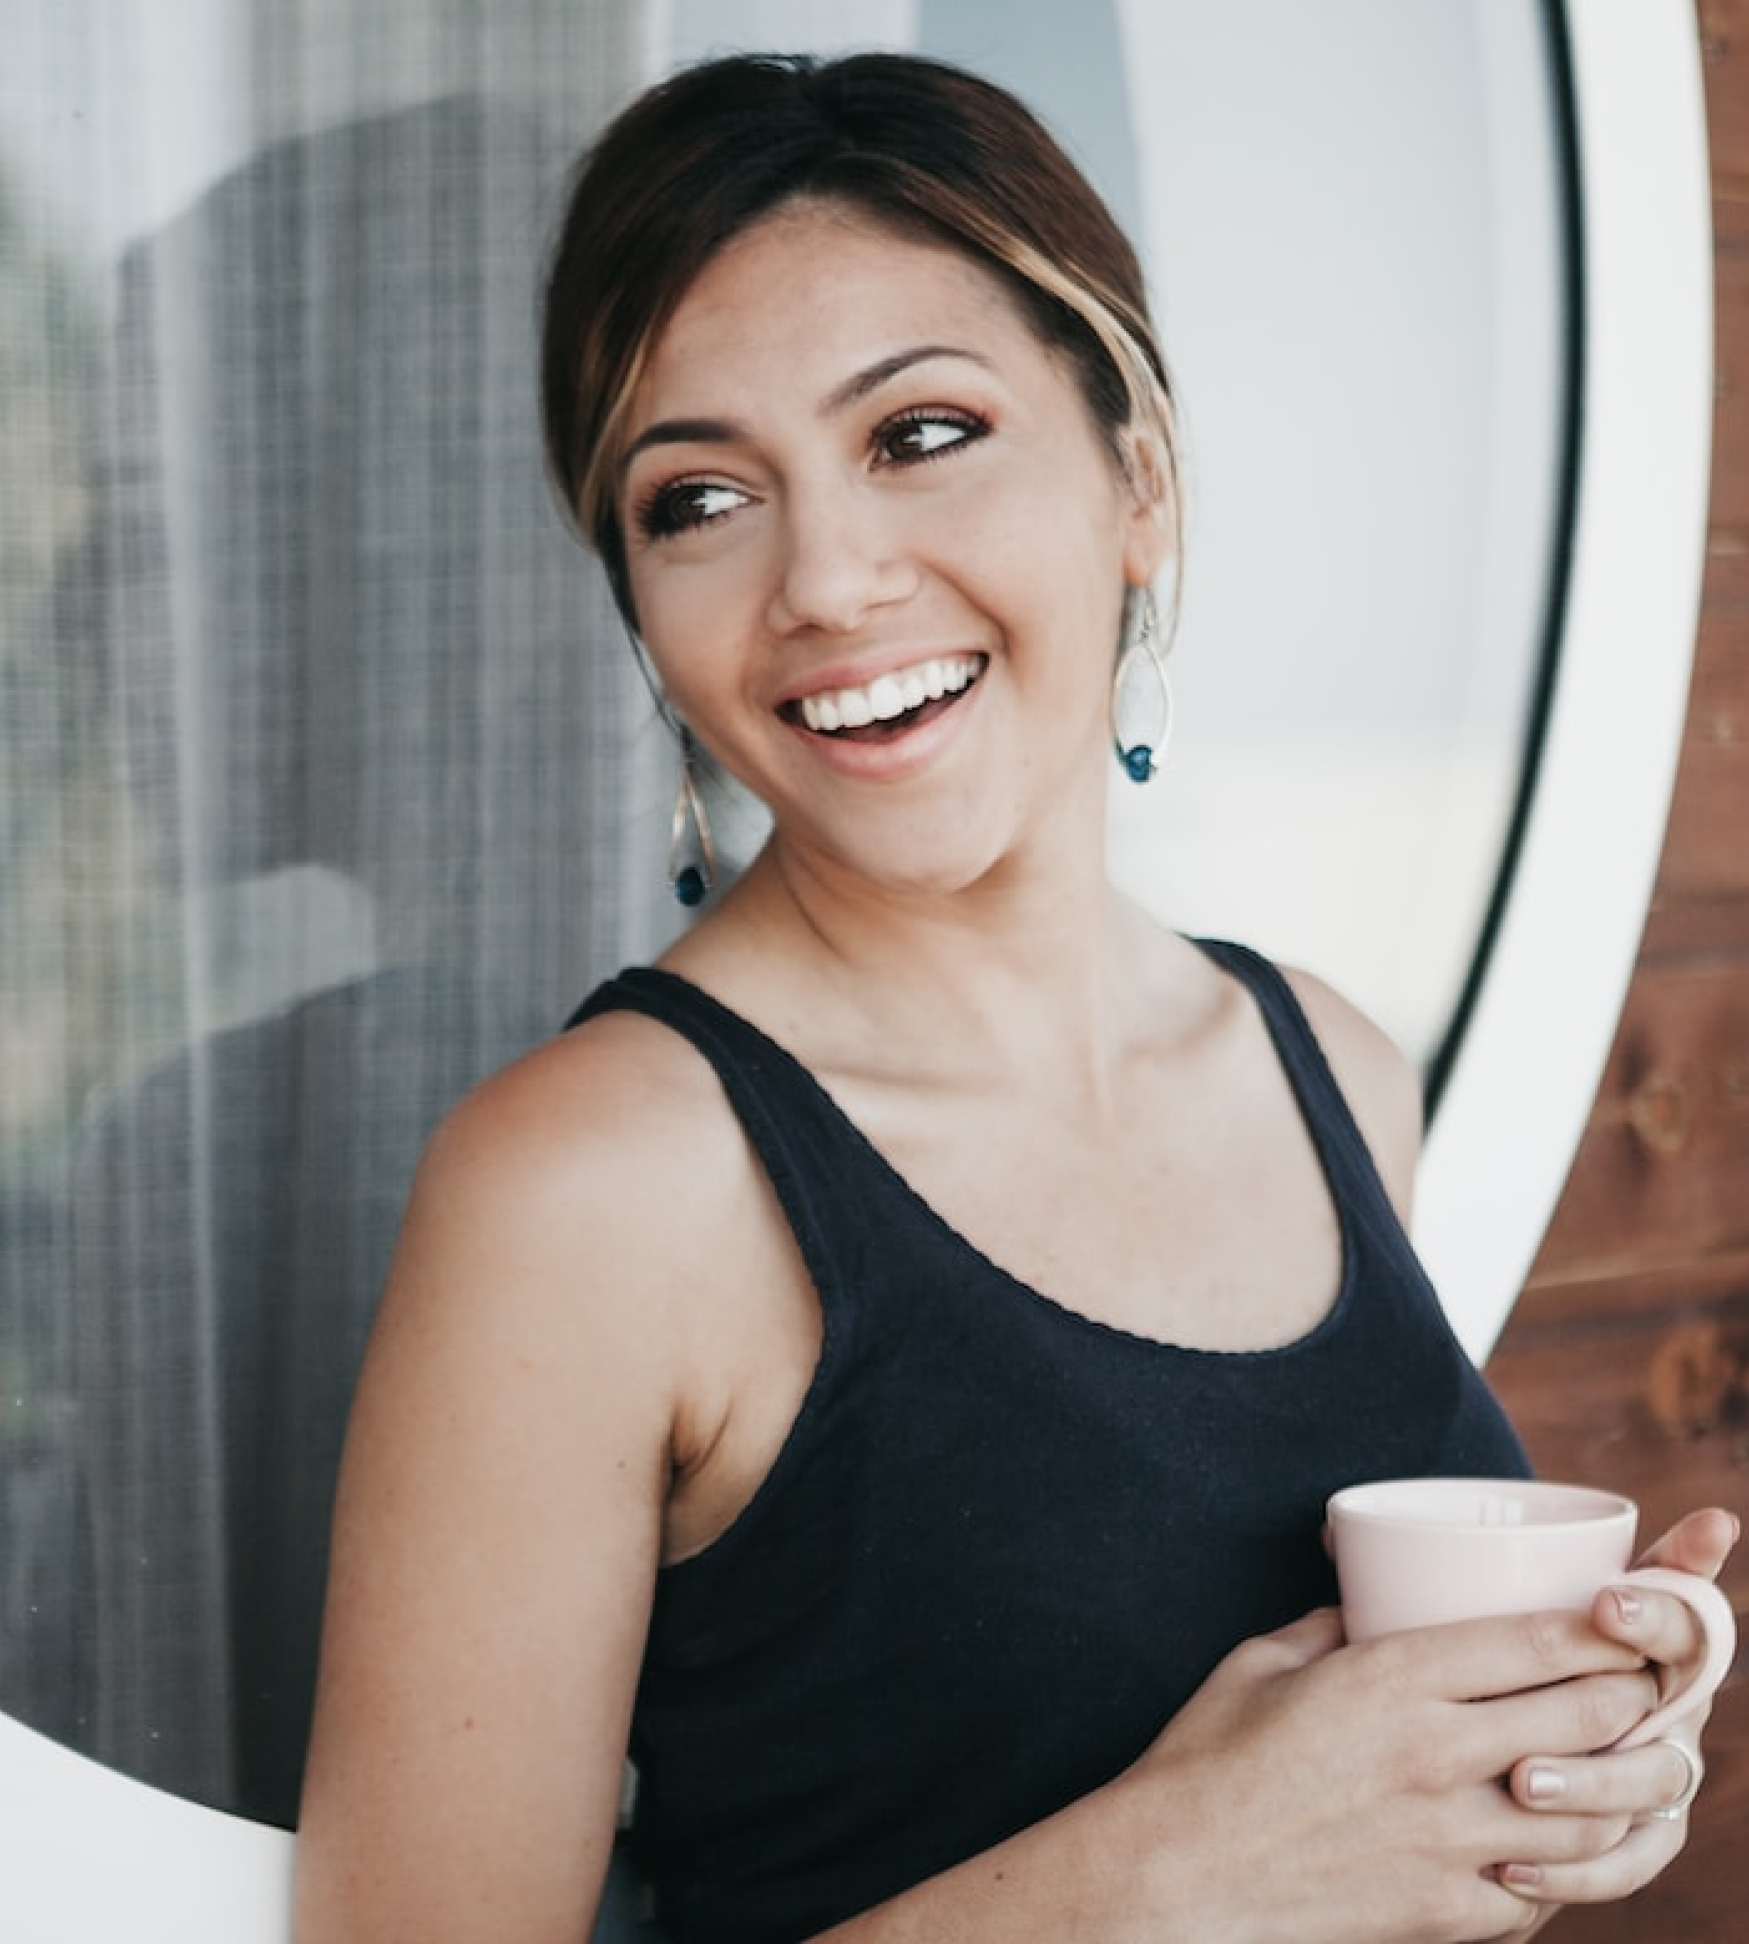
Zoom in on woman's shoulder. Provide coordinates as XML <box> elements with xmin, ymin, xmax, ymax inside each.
<box><xmin>413</xmin><ymin>993</ymin><xmax>742</xmax><ymax>1256</ymax></box>
<box><xmin>350</xmin><ymin>991</ymin><xmax>774</xmax><ymax>1519</ymax></box>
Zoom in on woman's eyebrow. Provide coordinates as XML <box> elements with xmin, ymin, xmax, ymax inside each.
<box><xmin>823</xmin><ymin>343</ymin><xmax>988</xmax><ymax>413</ymax></box>
<box><xmin>619</xmin><ymin>345</ymin><xmax>991</xmax><ymax>476</ymax></box>
<box><xmin>619</xmin><ymin>415</ymin><xmax>744</xmax><ymax>473</ymax></box>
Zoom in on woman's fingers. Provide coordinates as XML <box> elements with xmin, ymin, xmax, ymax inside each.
<box><xmin>1495</xmin><ymin>1811</ymin><xmax>1688</xmax><ymax>1907</ymax></box>
<box><xmin>1591</xmin><ymin>1577</ymin><xmax>1710</xmax><ymax>1715</ymax></box>
<box><xmin>1491</xmin><ymin>1737</ymin><xmax>1695</xmax><ymax>1907</ymax></box>
<box><xmin>1507</xmin><ymin>1734</ymin><xmax>1702</xmax><ymax>1821</ymax></box>
<box><xmin>1471</xmin><ymin>1666</ymin><xmax>1661</xmax><ymax>1771</ymax></box>
<box><xmin>1587</xmin><ymin>1567</ymin><xmax>1737</xmax><ymax>1749</ymax></box>
<box><xmin>1634</xmin><ymin>1506</ymin><xmax>1739</xmax><ymax>1579</ymax></box>
<box><xmin>1352</xmin><ymin>1606</ymin><xmax>1646</xmax><ymax>1710</ymax></box>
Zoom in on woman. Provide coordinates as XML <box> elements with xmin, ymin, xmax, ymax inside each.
<box><xmin>294</xmin><ymin>52</ymin><xmax>1736</xmax><ymax>1943</ymax></box>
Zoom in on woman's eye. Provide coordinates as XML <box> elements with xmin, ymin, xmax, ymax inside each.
<box><xmin>636</xmin><ymin>478</ymin><xmax>749</xmax><ymax>540</ymax></box>
<box><xmin>876</xmin><ymin>410</ymin><xmax>988</xmax><ymax>467</ymax></box>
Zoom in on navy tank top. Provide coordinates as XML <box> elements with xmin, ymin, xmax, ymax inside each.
<box><xmin>568</xmin><ymin>939</ymin><xmax>1529</xmax><ymax>1944</ymax></box>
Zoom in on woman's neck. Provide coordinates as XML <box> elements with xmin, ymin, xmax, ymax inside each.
<box><xmin>662</xmin><ymin>831</ymin><xmax>1187</xmax><ymax>1103</ymax></box>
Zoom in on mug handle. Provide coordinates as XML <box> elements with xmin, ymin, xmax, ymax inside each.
<box><xmin>1609</xmin><ymin>1565</ymin><xmax>1738</xmax><ymax>1749</ymax></box>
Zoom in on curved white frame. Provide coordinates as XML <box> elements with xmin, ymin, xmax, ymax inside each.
<box><xmin>0</xmin><ymin>2</ymin><xmax>1713</xmax><ymax>1933</ymax></box>
<box><xmin>1414</xmin><ymin>0</ymin><xmax>1713</xmax><ymax>1362</ymax></box>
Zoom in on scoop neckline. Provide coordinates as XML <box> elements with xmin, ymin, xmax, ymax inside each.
<box><xmin>616</xmin><ymin>953</ymin><xmax>1360</xmax><ymax>1364</ymax></box>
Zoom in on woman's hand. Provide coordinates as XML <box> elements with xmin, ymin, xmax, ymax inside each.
<box><xmin>822</xmin><ymin>1524</ymin><xmax>1736</xmax><ymax>1944</ymax></box>
<box><xmin>1109</xmin><ymin>1602</ymin><xmax>1663</xmax><ymax>1942</ymax></box>
<box><xmin>814</xmin><ymin>1601</ymin><xmax>1656</xmax><ymax>1944</ymax></box>
<box><xmin>1492</xmin><ymin>1506</ymin><xmax>1739</xmax><ymax>1914</ymax></box>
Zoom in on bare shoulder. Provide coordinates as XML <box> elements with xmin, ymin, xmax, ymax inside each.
<box><xmin>370</xmin><ymin>1010</ymin><xmax>730</xmax><ymax>1358</ymax></box>
<box><xmin>413</xmin><ymin>1002</ymin><xmax>739</xmax><ymax>1259</ymax></box>
<box><xmin>1278</xmin><ymin>963</ymin><xmax>1424</xmax><ymax>1220</ymax></box>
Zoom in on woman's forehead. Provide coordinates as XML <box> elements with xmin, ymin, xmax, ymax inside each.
<box><xmin>637</xmin><ymin>203</ymin><xmax>1029</xmax><ymax>398</ymax></box>
<box><xmin>684</xmin><ymin>197</ymin><xmax>1002</xmax><ymax>311</ymax></box>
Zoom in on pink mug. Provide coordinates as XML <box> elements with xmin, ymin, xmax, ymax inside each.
<box><xmin>1326</xmin><ymin>1476</ymin><xmax>1736</xmax><ymax>1747</ymax></box>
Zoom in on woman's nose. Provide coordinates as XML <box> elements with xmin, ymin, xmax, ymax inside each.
<box><xmin>765</xmin><ymin>481</ymin><xmax>915</xmax><ymax>635</ymax></box>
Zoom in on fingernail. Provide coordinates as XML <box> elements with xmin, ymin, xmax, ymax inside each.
<box><xmin>1610</xmin><ymin>1586</ymin><xmax>1643</xmax><ymax>1627</ymax></box>
<box><xmin>1525</xmin><ymin>1764</ymin><xmax>1567</xmax><ymax>1803</ymax></box>
<box><xmin>1500</xmin><ymin>1863</ymin><xmax>1544</xmax><ymax>1891</ymax></box>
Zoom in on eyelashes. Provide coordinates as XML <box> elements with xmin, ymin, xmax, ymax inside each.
<box><xmin>630</xmin><ymin>405</ymin><xmax>992</xmax><ymax>542</ymax></box>
<box><xmin>635</xmin><ymin>478</ymin><xmax>749</xmax><ymax>542</ymax></box>
<box><xmin>873</xmin><ymin>406</ymin><xmax>989</xmax><ymax>467</ymax></box>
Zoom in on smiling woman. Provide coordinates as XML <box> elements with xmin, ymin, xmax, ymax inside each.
<box><xmin>281</xmin><ymin>39</ymin><xmax>1733</xmax><ymax>1944</ymax></box>
<box><xmin>0</xmin><ymin>4</ymin><xmax>1717</xmax><ymax>1942</ymax></box>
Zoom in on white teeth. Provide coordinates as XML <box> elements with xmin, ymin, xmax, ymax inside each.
<box><xmin>866</xmin><ymin>675</ymin><xmax>905</xmax><ymax>721</ymax></box>
<box><xmin>797</xmin><ymin>654</ymin><xmax>981</xmax><ymax>734</ymax></box>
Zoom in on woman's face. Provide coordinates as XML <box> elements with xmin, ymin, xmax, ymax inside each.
<box><xmin>615</xmin><ymin>199</ymin><xmax>1170</xmax><ymax>898</ymax></box>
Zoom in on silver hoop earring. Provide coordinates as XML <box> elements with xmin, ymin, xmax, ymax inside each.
<box><xmin>1112</xmin><ymin>586</ymin><xmax>1173</xmax><ymax>784</ymax></box>
<box><xmin>667</xmin><ymin>728</ymin><xmax>717</xmax><ymax>908</ymax></box>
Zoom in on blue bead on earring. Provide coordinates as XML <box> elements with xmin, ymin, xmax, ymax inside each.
<box><xmin>667</xmin><ymin>728</ymin><xmax>717</xmax><ymax>907</ymax></box>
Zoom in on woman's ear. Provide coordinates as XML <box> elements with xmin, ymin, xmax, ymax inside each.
<box><xmin>1119</xmin><ymin>423</ymin><xmax>1176</xmax><ymax>584</ymax></box>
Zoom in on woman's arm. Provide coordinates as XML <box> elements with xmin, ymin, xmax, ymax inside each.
<box><xmin>293</xmin><ymin>1027</ymin><xmax>700</xmax><ymax>1943</ymax></box>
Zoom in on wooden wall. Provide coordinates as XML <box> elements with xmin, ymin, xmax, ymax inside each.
<box><xmin>1482</xmin><ymin>4</ymin><xmax>1749</xmax><ymax>1933</ymax></box>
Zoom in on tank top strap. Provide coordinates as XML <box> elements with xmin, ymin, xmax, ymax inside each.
<box><xmin>564</xmin><ymin>966</ymin><xmax>867</xmax><ymax>1317</ymax></box>
<box><xmin>1191</xmin><ymin>936</ymin><xmax>1405</xmax><ymax>1238</ymax></box>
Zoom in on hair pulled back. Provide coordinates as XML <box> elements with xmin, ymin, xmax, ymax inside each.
<box><xmin>540</xmin><ymin>50</ymin><xmax>1178</xmax><ymax>623</ymax></box>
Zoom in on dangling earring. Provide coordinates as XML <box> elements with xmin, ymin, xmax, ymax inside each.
<box><xmin>667</xmin><ymin>727</ymin><xmax>716</xmax><ymax>907</ymax></box>
<box><xmin>1111</xmin><ymin>584</ymin><xmax>1173</xmax><ymax>783</ymax></box>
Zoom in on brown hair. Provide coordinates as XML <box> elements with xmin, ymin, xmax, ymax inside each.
<box><xmin>540</xmin><ymin>50</ymin><xmax>1179</xmax><ymax>623</ymax></box>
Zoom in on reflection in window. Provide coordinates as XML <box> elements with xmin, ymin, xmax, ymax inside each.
<box><xmin>1</xmin><ymin>0</ymin><xmax>664</xmax><ymax>1824</ymax></box>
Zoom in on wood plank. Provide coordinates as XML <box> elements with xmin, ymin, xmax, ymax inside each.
<box><xmin>1657</xmin><ymin>629</ymin><xmax>1749</xmax><ymax>901</ymax></box>
<box><xmin>1701</xmin><ymin>0</ymin><xmax>1749</xmax><ymax>181</ymax></box>
<box><xmin>1486</xmin><ymin>1304</ymin><xmax>1749</xmax><ymax>1554</ymax></box>
<box><xmin>1530</xmin><ymin>958</ymin><xmax>1749</xmax><ymax>1274</ymax></box>
<box><xmin>1641</xmin><ymin>895</ymin><xmax>1749</xmax><ymax>962</ymax></box>
<box><xmin>1518</xmin><ymin>1244</ymin><xmax>1749</xmax><ymax>1320</ymax></box>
